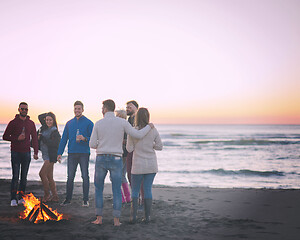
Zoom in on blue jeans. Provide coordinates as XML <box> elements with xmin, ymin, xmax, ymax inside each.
<box><xmin>131</xmin><ymin>173</ymin><xmax>156</xmax><ymax>199</ymax></box>
<box><xmin>11</xmin><ymin>151</ymin><xmax>31</xmax><ymax>200</ymax></box>
<box><xmin>94</xmin><ymin>155</ymin><xmax>123</xmax><ymax>218</ymax></box>
<box><xmin>66</xmin><ymin>153</ymin><xmax>90</xmax><ymax>201</ymax></box>
<box><xmin>110</xmin><ymin>157</ymin><xmax>127</xmax><ymax>183</ymax></box>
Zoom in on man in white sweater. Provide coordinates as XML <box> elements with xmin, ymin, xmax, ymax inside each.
<box><xmin>89</xmin><ymin>99</ymin><xmax>153</xmax><ymax>226</ymax></box>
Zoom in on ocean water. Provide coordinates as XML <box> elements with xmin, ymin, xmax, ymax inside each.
<box><xmin>0</xmin><ymin>124</ymin><xmax>299</xmax><ymax>189</ymax></box>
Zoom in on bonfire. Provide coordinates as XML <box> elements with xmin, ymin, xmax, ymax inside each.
<box><xmin>19</xmin><ymin>193</ymin><xmax>64</xmax><ymax>223</ymax></box>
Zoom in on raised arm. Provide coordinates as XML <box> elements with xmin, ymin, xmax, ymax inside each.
<box><xmin>38</xmin><ymin>113</ymin><xmax>47</xmax><ymax>126</ymax></box>
<box><xmin>124</xmin><ymin>121</ymin><xmax>151</xmax><ymax>139</ymax></box>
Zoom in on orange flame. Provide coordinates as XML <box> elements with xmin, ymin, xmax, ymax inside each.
<box><xmin>19</xmin><ymin>193</ymin><xmax>64</xmax><ymax>223</ymax></box>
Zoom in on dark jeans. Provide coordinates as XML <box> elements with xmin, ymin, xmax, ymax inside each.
<box><xmin>11</xmin><ymin>151</ymin><xmax>31</xmax><ymax>200</ymax></box>
<box><xmin>66</xmin><ymin>153</ymin><xmax>90</xmax><ymax>202</ymax></box>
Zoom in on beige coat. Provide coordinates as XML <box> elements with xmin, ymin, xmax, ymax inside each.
<box><xmin>126</xmin><ymin>127</ymin><xmax>163</xmax><ymax>174</ymax></box>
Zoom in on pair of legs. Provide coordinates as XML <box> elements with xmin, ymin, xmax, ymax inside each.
<box><xmin>131</xmin><ymin>173</ymin><xmax>156</xmax><ymax>200</ymax></box>
<box><xmin>131</xmin><ymin>173</ymin><xmax>156</xmax><ymax>222</ymax></box>
<box><xmin>126</xmin><ymin>152</ymin><xmax>144</xmax><ymax>204</ymax></box>
<box><xmin>126</xmin><ymin>152</ymin><xmax>133</xmax><ymax>186</ymax></box>
<box><xmin>121</xmin><ymin>158</ymin><xmax>131</xmax><ymax>203</ymax></box>
<box><xmin>111</xmin><ymin>158</ymin><xmax>131</xmax><ymax>203</ymax></box>
<box><xmin>66</xmin><ymin>153</ymin><xmax>90</xmax><ymax>202</ymax></box>
<box><xmin>39</xmin><ymin>160</ymin><xmax>58</xmax><ymax>202</ymax></box>
<box><xmin>93</xmin><ymin>155</ymin><xmax>123</xmax><ymax>226</ymax></box>
<box><xmin>11</xmin><ymin>151</ymin><xmax>31</xmax><ymax>201</ymax></box>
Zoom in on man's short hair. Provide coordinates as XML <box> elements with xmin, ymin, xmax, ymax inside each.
<box><xmin>103</xmin><ymin>99</ymin><xmax>115</xmax><ymax>112</ymax></box>
<box><xmin>74</xmin><ymin>100</ymin><xmax>84</xmax><ymax>108</ymax></box>
<box><xmin>19</xmin><ymin>102</ymin><xmax>28</xmax><ymax>107</ymax></box>
<box><xmin>126</xmin><ymin>100</ymin><xmax>139</xmax><ymax>109</ymax></box>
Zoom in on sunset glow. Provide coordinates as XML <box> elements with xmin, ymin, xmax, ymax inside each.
<box><xmin>0</xmin><ymin>0</ymin><xmax>299</xmax><ymax>125</ymax></box>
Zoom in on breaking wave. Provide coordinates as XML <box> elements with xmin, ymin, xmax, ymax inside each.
<box><xmin>160</xmin><ymin>169</ymin><xmax>287</xmax><ymax>177</ymax></box>
<box><xmin>191</xmin><ymin>139</ymin><xmax>300</xmax><ymax>146</ymax></box>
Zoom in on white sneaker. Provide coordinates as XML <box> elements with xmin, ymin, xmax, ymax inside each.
<box><xmin>82</xmin><ymin>201</ymin><xmax>89</xmax><ymax>207</ymax></box>
<box><xmin>18</xmin><ymin>199</ymin><xmax>25</xmax><ymax>205</ymax></box>
<box><xmin>11</xmin><ymin>199</ymin><xmax>18</xmax><ymax>207</ymax></box>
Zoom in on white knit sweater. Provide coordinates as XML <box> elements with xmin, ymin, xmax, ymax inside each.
<box><xmin>126</xmin><ymin>127</ymin><xmax>163</xmax><ymax>174</ymax></box>
<box><xmin>89</xmin><ymin>112</ymin><xmax>151</xmax><ymax>156</ymax></box>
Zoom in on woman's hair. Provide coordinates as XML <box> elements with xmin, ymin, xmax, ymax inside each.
<box><xmin>115</xmin><ymin>109</ymin><xmax>127</xmax><ymax>119</ymax></box>
<box><xmin>45</xmin><ymin>112</ymin><xmax>58</xmax><ymax>129</ymax></box>
<box><xmin>134</xmin><ymin>108</ymin><xmax>150</xmax><ymax>129</ymax></box>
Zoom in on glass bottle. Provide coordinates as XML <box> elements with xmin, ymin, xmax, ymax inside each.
<box><xmin>76</xmin><ymin>129</ymin><xmax>80</xmax><ymax>142</ymax></box>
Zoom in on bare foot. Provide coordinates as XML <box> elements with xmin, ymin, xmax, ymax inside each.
<box><xmin>114</xmin><ymin>217</ymin><xmax>122</xmax><ymax>226</ymax></box>
<box><xmin>49</xmin><ymin>195</ymin><xmax>59</xmax><ymax>202</ymax></box>
<box><xmin>92</xmin><ymin>216</ymin><xmax>102</xmax><ymax>225</ymax></box>
<box><xmin>42</xmin><ymin>195</ymin><xmax>51</xmax><ymax>202</ymax></box>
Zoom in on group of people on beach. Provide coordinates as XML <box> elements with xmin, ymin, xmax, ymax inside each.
<box><xmin>2</xmin><ymin>100</ymin><xmax>163</xmax><ymax>226</ymax></box>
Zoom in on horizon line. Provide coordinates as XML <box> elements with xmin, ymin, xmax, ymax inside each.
<box><xmin>0</xmin><ymin>122</ymin><xmax>299</xmax><ymax>126</ymax></box>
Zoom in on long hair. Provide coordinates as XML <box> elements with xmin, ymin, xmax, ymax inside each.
<box><xmin>134</xmin><ymin>108</ymin><xmax>150</xmax><ymax>130</ymax></box>
<box><xmin>45</xmin><ymin>112</ymin><xmax>58</xmax><ymax>129</ymax></box>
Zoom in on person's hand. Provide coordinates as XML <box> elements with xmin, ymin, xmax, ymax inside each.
<box><xmin>57</xmin><ymin>155</ymin><xmax>62</xmax><ymax>163</ymax></box>
<box><xmin>33</xmin><ymin>154</ymin><xmax>38</xmax><ymax>160</ymax></box>
<box><xmin>38</xmin><ymin>133</ymin><xmax>42</xmax><ymax>141</ymax></box>
<box><xmin>149</xmin><ymin>123</ymin><xmax>155</xmax><ymax>129</ymax></box>
<box><xmin>76</xmin><ymin>135</ymin><xmax>86</xmax><ymax>142</ymax></box>
<box><xmin>57</xmin><ymin>158</ymin><xmax>61</xmax><ymax>164</ymax></box>
<box><xmin>18</xmin><ymin>134</ymin><xmax>25</xmax><ymax>141</ymax></box>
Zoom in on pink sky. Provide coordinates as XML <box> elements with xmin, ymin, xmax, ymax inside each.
<box><xmin>0</xmin><ymin>0</ymin><xmax>299</xmax><ymax>124</ymax></box>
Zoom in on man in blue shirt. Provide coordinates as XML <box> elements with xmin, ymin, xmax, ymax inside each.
<box><xmin>57</xmin><ymin>101</ymin><xmax>94</xmax><ymax>207</ymax></box>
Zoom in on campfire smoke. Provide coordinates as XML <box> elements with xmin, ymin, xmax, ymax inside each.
<box><xmin>19</xmin><ymin>193</ymin><xmax>64</xmax><ymax>223</ymax></box>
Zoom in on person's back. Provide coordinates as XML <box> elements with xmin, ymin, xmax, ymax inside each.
<box><xmin>90</xmin><ymin>111</ymin><xmax>151</xmax><ymax>156</ymax></box>
<box><xmin>90</xmin><ymin>99</ymin><xmax>152</xmax><ymax>227</ymax></box>
<box><xmin>125</xmin><ymin>107</ymin><xmax>162</xmax><ymax>223</ymax></box>
<box><xmin>92</xmin><ymin>112</ymin><xmax>127</xmax><ymax>156</ymax></box>
<box><xmin>127</xmin><ymin>128</ymin><xmax>162</xmax><ymax>175</ymax></box>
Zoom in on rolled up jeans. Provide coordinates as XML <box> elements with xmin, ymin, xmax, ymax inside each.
<box><xmin>94</xmin><ymin>154</ymin><xmax>123</xmax><ymax>218</ymax></box>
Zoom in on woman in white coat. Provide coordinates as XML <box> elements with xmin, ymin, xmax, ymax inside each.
<box><xmin>126</xmin><ymin>108</ymin><xmax>163</xmax><ymax>223</ymax></box>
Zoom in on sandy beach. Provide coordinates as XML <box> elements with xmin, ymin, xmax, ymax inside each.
<box><xmin>0</xmin><ymin>179</ymin><xmax>299</xmax><ymax>240</ymax></box>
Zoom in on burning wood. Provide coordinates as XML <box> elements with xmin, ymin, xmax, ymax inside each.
<box><xmin>19</xmin><ymin>193</ymin><xmax>64</xmax><ymax>223</ymax></box>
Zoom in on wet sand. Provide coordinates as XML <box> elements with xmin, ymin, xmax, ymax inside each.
<box><xmin>0</xmin><ymin>179</ymin><xmax>300</xmax><ymax>240</ymax></box>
